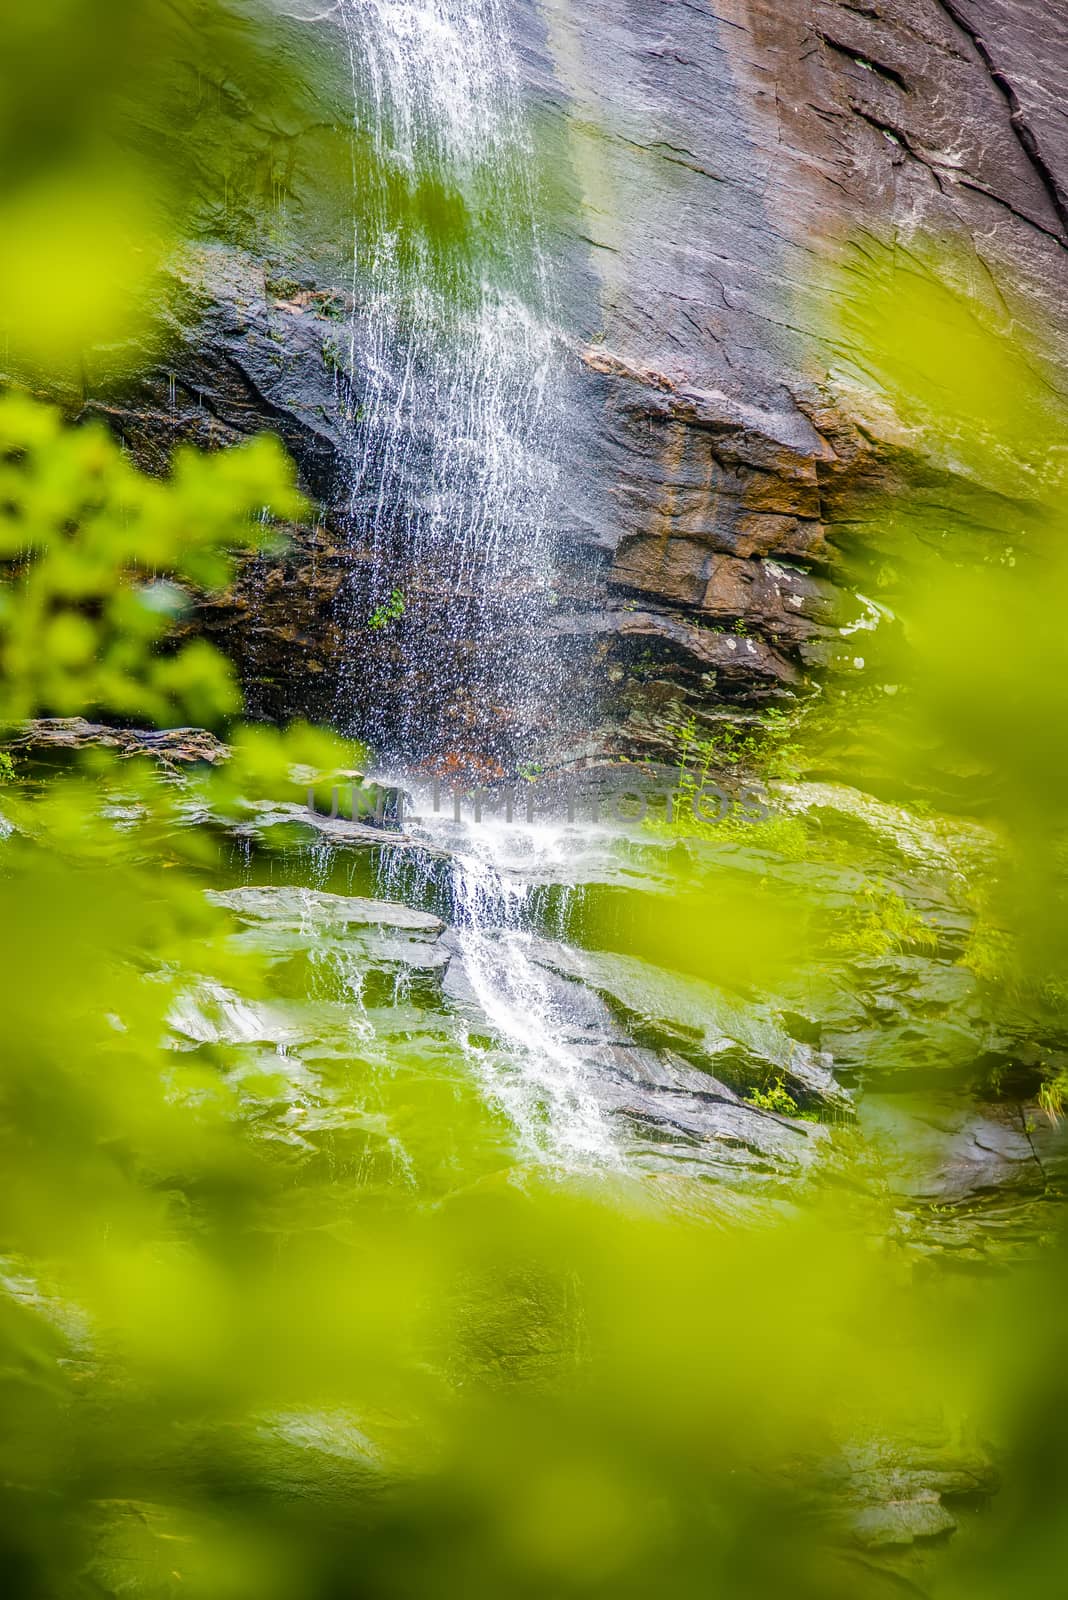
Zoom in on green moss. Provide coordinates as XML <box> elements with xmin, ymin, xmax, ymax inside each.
<box><xmin>961</xmin><ymin>916</ymin><xmax>1020</xmax><ymax>990</ymax></box>
<box><xmin>641</xmin><ymin>713</ymin><xmax>818</xmax><ymax>856</ymax></box>
<box><xmin>665</xmin><ymin>711</ymin><xmax>805</xmax><ymax>786</ymax></box>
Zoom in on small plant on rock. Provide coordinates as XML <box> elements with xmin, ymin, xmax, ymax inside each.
<box><xmin>829</xmin><ymin>882</ymin><xmax>940</xmax><ymax>959</ymax></box>
<box><xmin>368</xmin><ymin>588</ymin><xmax>406</xmax><ymax>632</ymax></box>
<box><xmin>1038</xmin><ymin>1069</ymin><xmax>1068</xmax><ymax>1124</ymax></box>
<box><xmin>745</xmin><ymin>1077</ymin><xmax>801</xmax><ymax>1117</ymax></box>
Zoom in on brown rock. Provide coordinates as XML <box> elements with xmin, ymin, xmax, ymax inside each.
<box><xmin>4</xmin><ymin>718</ymin><xmax>230</xmax><ymax>768</ymax></box>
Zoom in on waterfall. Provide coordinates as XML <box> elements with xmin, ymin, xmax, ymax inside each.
<box><xmin>446</xmin><ymin>832</ymin><xmax>619</xmax><ymax>1169</ymax></box>
<box><xmin>327</xmin><ymin>4</ymin><xmax>614</xmax><ymax>1169</ymax></box>
<box><xmin>332</xmin><ymin>0</ymin><xmax>562</xmax><ymax>772</ymax></box>
<box><xmin>379</xmin><ymin>792</ymin><xmax>622</xmax><ymax>1171</ymax></box>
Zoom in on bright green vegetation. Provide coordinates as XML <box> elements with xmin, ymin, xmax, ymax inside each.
<box><xmin>367</xmin><ymin>587</ymin><xmax>407</xmax><ymax>631</ymax></box>
<box><xmin>0</xmin><ymin>394</ymin><xmax>301</xmax><ymax>725</ymax></box>
<box><xmin>642</xmin><ymin>712</ymin><xmax>810</xmax><ymax>853</ymax></box>
<box><xmin>745</xmin><ymin>1077</ymin><xmax>801</xmax><ymax>1117</ymax></box>
<box><xmin>669</xmin><ymin>708</ymin><xmax>805</xmax><ymax>783</ymax></box>
<box><xmin>4</xmin><ymin>6</ymin><xmax>1068</xmax><ymax>1599</ymax></box>
<box><xmin>1038</xmin><ymin>1070</ymin><xmax>1068</xmax><ymax>1123</ymax></box>
<box><xmin>827</xmin><ymin>882</ymin><xmax>940</xmax><ymax>959</ymax></box>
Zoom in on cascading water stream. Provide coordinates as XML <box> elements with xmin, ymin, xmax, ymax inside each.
<box><xmin>380</xmin><ymin>798</ymin><xmax>622</xmax><ymax>1169</ymax></box>
<box><xmin>333</xmin><ymin>0</ymin><xmax>562</xmax><ymax>768</ymax></box>
<box><xmin>329</xmin><ymin>1</ymin><xmax>610</xmax><ymax>1169</ymax></box>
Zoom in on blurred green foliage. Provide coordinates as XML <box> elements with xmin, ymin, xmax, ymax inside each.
<box><xmin>0</xmin><ymin>1</ymin><xmax>325</xmax><ymax>366</ymax></box>
<box><xmin>1</xmin><ymin>2</ymin><xmax>1068</xmax><ymax>1596</ymax></box>
<box><xmin>0</xmin><ymin>406</ymin><xmax>950</xmax><ymax>1593</ymax></box>
<box><xmin>817</xmin><ymin>244</ymin><xmax>1068</xmax><ymax>1006</ymax></box>
<box><xmin>0</xmin><ymin>393</ymin><xmax>304</xmax><ymax>725</ymax></box>
<box><xmin>5</xmin><ymin>404</ymin><xmax>1061</xmax><ymax>1597</ymax></box>
<box><xmin>0</xmin><ymin>0</ymin><xmax>566</xmax><ymax>383</ymax></box>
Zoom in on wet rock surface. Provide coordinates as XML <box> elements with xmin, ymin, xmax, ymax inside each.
<box><xmin>4</xmin><ymin>717</ymin><xmax>231</xmax><ymax>768</ymax></box>
<box><xmin>11</xmin><ymin>2</ymin><xmax>1063</xmax><ymax>760</ymax></box>
<box><xmin>204</xmin><ymin>884</ymin><xmax>450</xmax><ymax>1006</ymax></box>
<box><xmin>207</xmin><ymin>885</ymin><xmax>444</xmax><ymax>938</ymax></box>
<box><xmin>31</xmin><ymin>749</ymin><xmax>1048</xmax><ymax>1563</ymax></box>
<box><xmin>528</xmin><ymin>0</ymin><xmax>1068</xmax><ymax>746</ymax></box>
<box><xmin>866</xmin><ymin>1092</ymin><xmax>1068</xmax><ymax>1265</ymax></box>
<box><xmin>534</xmin><ymin>943</ymin><xmax>854</xmax><ymax>1118</ymax></box>
<box><xmin>829</xmin><ymin>1427</ymin><xmax>1001</xmax><ymax>1553</ymax></box>
<box><xmin>461</xmin><ymin>933</ymin><xmax>839</xmax><ymax>1190</ymax></box>
<box><xmin>51</xmin><ymin>734</ymin><xmax>1057</xmax><ymax>1273</ymax></box>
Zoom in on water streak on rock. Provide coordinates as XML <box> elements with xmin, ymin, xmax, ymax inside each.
<box><xmin>333</xmin><ymin>0</ymin><xmax>563</xmax><ymax>766</ymax></box>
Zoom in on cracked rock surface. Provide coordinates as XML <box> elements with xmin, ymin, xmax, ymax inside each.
<box><xmin>18</xmin><ymin>1</ymin><xmax>1068</xmax><ymax>753</ymax></box>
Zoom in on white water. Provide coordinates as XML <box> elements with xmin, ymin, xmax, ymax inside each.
<box><xmin>330</xmin><ymin>3</ymin><xmax>612</xmax><ymax>1169</ymax></box>
<box><xmin>333</xmin><ymin>0</ymin><xmax>562</xmax><ymax>759</ymax></box>
<box><xmin>378</xmin><ymin>794</ymin><xmax>625</xmax><ymax>1172</ymax></box>
<box><xmin>446</xmin><ymin>823</ymin><xmax>620</xmax><ymax>1169</ymax></box>
<box><xmin>347</xmin><ymin>0</ymin><xmax>515</xmax><ymax>163</ymax></box>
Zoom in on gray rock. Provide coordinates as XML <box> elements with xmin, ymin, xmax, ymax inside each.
<box><xmin>207</xmin><ymin>885</ymin><xmax>443</xmax><ymax>936</ymax></box>
<box><xmin>532</xmin><ymin>942</ymin><xmax>854</xmax><ymax>1117</ymax></box>
<box><xmin>28</xmin><ymin>1</ymin><xmax>1067</xmax><ymax>756</ymax></box>
<box><xmin>833</xmin><ymin>1427</ymin><xmax>999</xmax><ymax>1549</ymax></box>
<box><xmin>774</xmin><ymin>782</ymin><xmax>994</xmax><ymax>875</ymax></box>
<box><xmin>530</xmin><ymin>0</ymin><xmax>1068</xmax><ymax>744</ymax></box>
<box><xmin>441</xmin><ymin>928</ymin><xmax>835</xmax><ymax>1188</ymax></box>
<box><xmin>203</xmin><ymin>885</ymin><xmax>449</xmax><ymax>1012</ymax></box>
<box><xmin>860</xmin><ymin>1090</ymin><xmax>1068</xmax><ymax>1262</ymax></box>
<box><xmin>852</xmin><ymin>1499</ymin><xmax>958</xmax><ymax>1550</ymax></box>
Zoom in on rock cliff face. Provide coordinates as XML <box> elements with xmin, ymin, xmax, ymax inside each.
<box><xmin>51</xmin><ymin>0</ymin><xmax>1068</xmax><ymax>761</ymax></box>
<box><xmin>535</xmin><ymin>0</ymin><xmax>1068</xmax><ymax>752</ymax></box>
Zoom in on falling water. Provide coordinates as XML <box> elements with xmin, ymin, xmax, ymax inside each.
<box><xmin>324</xmin><ymin>4</ymin><xmax>614</xmax><ymax>1169</ymax></box>
<box><xmin>380</xmin><ymin>795</ymin><xmax>622</xmax><ymax>1170</ymax></box>
<box><xmin>332</xmin><ymin>0</ymin><xmax>562</xmax><ymax>769</ymax></box>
